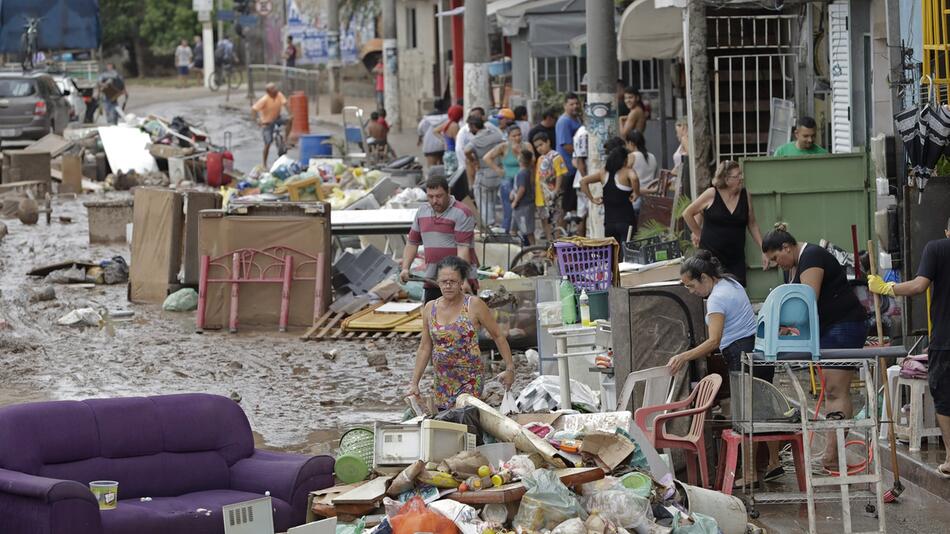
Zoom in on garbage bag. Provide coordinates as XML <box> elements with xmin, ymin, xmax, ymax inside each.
<box><xmin>336</xmin><ymin>516</ymin><xmax>365</xmax><ymax>534</ymax></box>
<box><xmin>101</xmin><ymin>256</ymin><xmax>129</xmax><ymax>285</ymax></box>
<box><xmin>671</xmin><ymin>511</ymin><xmax>718</xmax><ymax>534</ymax></box>
<box><xmin>551</xmin><ymin>518</ymin><xmax>587</xmax><ymax>534</ymax></box>
<box><xmin>163</xmin><ymin>288</ymin><xmax>199</xmax><ymax>312</ymax></box>
<box><xmin>429</xmin><ymin>499</ymin><xmax>481</xmax><ymax>534</ymax></box>
<box><xmin>57</xmin><ymin>308</ymin><xmax>101</xmax><ymax>327</ymax></box>
<box><xmin>500</xmin><ymin>390</ymin><xmax>517</xmax><ymax>416</ymax></box>
<box><xmin>581</xmin><ymin>485</ymin><xmax>651</xmax><ymax>530</ymax></box>
<box><xmin>434</xmin><ymin>406</ymin><xmax>482</xmax><ymax>445</ymax></box>
<box><xmin>514</xmin><ymin>375</ymin><xmax>599</xmax><ymax>413</ymax></box>
<box><xmin>391</xmin><ymin>496</ymin><xmax>459</xmax><ymax>534</ymax></box>
<box><xmin>512</xmin><ymin>469</ymin><xmax>587</xmax><ymax>532</ymax></box>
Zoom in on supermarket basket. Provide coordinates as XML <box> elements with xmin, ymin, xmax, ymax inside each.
<box><xmin>554</xmin><ymin>241</ymin><xmax>613</xmax><ymax>292</ymax></box>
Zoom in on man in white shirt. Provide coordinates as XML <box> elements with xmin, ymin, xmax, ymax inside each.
<box><xmin>454</xmin><ymin>107</ymin><xmax>502</xmax><ymax>167</ymax></box>
<box><xmin>571</xmin><ymin>123</ymin><xmax>589</xmax><ymax>236</ymax></box>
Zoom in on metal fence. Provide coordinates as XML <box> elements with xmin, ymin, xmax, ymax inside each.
<box><xmin>245</xmin><ymin>64</ymin><xmax>320</xmax><ymax>109</ymax></box>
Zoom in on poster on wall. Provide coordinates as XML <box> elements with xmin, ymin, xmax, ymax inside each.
<box><xmin>285</xmin><ymin>0</ymin><xmax>377</xmax><ymax>66</ymax></box>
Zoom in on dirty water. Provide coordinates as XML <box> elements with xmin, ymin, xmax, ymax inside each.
<box><xmin>0</xmin><ymin>194</ymin><xmax>534</xmax><ymax>454</ymax></box>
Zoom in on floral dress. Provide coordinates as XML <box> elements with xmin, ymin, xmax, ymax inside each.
<box><xmin>429</xmin><ymin>295</ymin><xmax>483</xmax><ymax>410</ymax></box>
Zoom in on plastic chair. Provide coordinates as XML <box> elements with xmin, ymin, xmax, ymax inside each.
<box><xmin>634</xmin><ymin>374</ymin><xmax>723</xmax><ymax>488</ymax></box>
<box><xmin>616</xmin><ymin>366</ymin><xmax>683</xmax><ymax>429</ymax></box>
<box><xmin>716</xmin><ymin>429</ymin><xmax>806</xmax><ymax>495</ymax></box>
<box><xmin>754</xmin><ymin>283</ymin><xmax>820</xmax><ymax>360</ymax></box>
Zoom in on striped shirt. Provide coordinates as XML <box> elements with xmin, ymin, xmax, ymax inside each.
<box><xmin>407</xmin><ymin>197</ymin><xmax>478</xmax><ymax>286</ymax></box>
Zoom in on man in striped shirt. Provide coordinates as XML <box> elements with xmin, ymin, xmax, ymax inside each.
<box><xmin>400</xmin><ymin>176</ymin><xmax>478</xmax><ymax>302</ymax></box>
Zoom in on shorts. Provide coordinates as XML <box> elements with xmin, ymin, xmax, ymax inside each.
<box><xmin>928</xmin><ymin>349</ymin><xmax>950</xmax><ymax>416</ymax></box>
<box><xmin>574</xmin><ymin>187</ymin><xmax>588</xmax><ymax>218</ymax></box>
<box><xmin>722</xmin><ymin>335</ymin><xmax>775</xmax><ymax>383</ymax></box>
<box><xmin>819</xmin><ymin>320</ymin><xmax>867</xmax><ymax>370</ymax></box>
<box><xmin>512</xmin><ymin>204</ymin><xmax>535</xmax><ymax>235</ymax></box>
<box><xmin>177</xmin><ymin>66</ymin><xmax>189</xmax><ymax>76</ymax></box>
<box><xmin>262</xmin><ymin>116</ymin><xmax>288</xmax><ymax>145</ymax></box>
<box><xmin>424</xmin><ymin>150</ymin><xmax>445</xmax><ymax>159</ymax></box>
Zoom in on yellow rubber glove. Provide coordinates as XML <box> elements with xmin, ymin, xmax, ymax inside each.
<box><xmin>868</xmin><ymin>274</ymin><xmax>895</xmax><ymax>297</ymax></box>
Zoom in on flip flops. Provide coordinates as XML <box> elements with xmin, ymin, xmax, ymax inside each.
<box><xmin>938</xmin><ymin>463</ymin><xmax>950</xmax><ymax>478</ymax></box>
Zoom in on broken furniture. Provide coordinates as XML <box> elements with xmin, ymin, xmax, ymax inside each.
<box><xmin>635</xmin><ymin>374</ymin><xmax>722</xmax><ymax>488</ymax></box>
<box><xmin>549</xmin><ymin>324</ymin><xmax>607</xmax><ymax>410</ymax></box>
<box><xmin>716</xmin><ymin>429</ymin><xmax>806</xmax><ymax>496</ymax></box>
<box><xmin>198</xmin><ymin>203</ymin><xmax>331</xmax><ymax>330</ymax></box>
<box><xmin>615</xmin><ymin>365</ymin><xmax>682</xmax><ymax>423</ymax></box>
<box><xmin>196</xmin><ymin>246</ymin><xmax>328</xmax><ymax>333</ymax></box>
<box><xmin>0</xmin><ymin>393</ymin><xmax>334</xmax><ymax>534</ymax></box>
<box><xmin>2</xmin><ymin>149</ymin><xmax>50</xmax><ymax>185</ymax></box>
<box><xmin>83</xmin><ymin>199</ymin><xmax>133</xmax><ymax>243</ymax></box>
<box><xmin>129</xmin><ymin>187</ymin><xmax>183</xmax><ymax>303</ymax></box>
<box><xmin>735</xmin><ymin>348</ymin><xmax>907</xmax><ymax>534</ymax></box>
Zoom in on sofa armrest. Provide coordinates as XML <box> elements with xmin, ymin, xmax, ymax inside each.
<box><xmin>0</xmin><ymin>468</ymin><xmax>97</xmax><ymax>505</ymax></box>
<box><xmin>0</xmin><ymin>468</ymin><xmax>101</xmax><ymax>534</ymax></box>
<box><xmin>230</xmin><ymin>450</ymin><xmax>335</xmax><ymax>522</ymax></box>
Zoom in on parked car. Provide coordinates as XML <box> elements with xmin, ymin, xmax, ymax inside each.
<box><xmin>0</xmin><ymin>72</ymin><xmax>71</xmax><ymax>141</ymax></box>
<box><xmin>50</xmin><ymin>73</ymin><xmax>88</xmax><ymax>123</ymax></box>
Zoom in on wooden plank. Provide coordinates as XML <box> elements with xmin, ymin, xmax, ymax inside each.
<box><xmin>332</xmin><ymin>475</ymin><xmax>393</xmax><ymax>505</ymax></box>
<box><xmin>302</xmin><ymin>309</ymin><xmax>335</xmax><ymax>340</ymax></box>
<box><xmin>316</xmin><ymin>312</ymin><xmax>345</xmax><ymax>339</ymax></box>
<box><xmin>447</xmin><ymin>468</ymin><xmax>604</xmax><ymax>505</ymax></box>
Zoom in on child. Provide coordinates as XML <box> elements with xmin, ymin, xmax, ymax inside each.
<box><xmin>511</xmin><ymin>149</ymin><xmax>536</xmax><ymax>245</ymax></box>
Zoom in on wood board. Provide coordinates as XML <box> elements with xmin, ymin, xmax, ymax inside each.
<box><xmin>446</xmin><ymin>467</ymin><xmax>604</xmax><ymax>505</ymax></box>
<box><xmin>331</xmin><ymin>475</ymin><xmax>393</xmax><ymax>505</ymax></box>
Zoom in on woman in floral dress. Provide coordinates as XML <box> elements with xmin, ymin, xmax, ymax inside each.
<box><xmin>409</xmin><ymin>256</ymin><xmax>515</xmax><ymax>410</ymax></box>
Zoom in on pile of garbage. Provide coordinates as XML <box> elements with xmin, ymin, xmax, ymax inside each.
<box><xmin>315</xmin><ymin>394</ymin><xmax>748</xmax><ymax>534</ymax></box>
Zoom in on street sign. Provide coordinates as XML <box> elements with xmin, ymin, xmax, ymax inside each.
<box><xmin>192</xmin><ymin>0</ymin><xmax>212</xmax><ymax>11</ymax></box>
<box><xmin>238</xmin><ymin>14</ymin><xmax>259</xmax><ymax>27</ymax></box>
<box><xmin>256</xmin><ymin>0</ymin><xmax>273</xmax><ymax>16</ymax></box>
<box><xmin>216</xmin><ymin>9</ymin><xmax>235</xmax><ymax>22</ymax></box>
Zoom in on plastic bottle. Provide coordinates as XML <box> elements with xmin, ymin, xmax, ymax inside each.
<box><xmin>579</xmin><ymin>289</ymin><xmax>591</xmax><ymax>326</ymax></box>
<box><xmin>559</xmin><ymin>276</ymin><xmax>577</xmax><ymax>324</ymax></box>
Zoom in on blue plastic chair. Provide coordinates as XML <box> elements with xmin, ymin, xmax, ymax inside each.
<box><xmin>754</xmin><ymin>284</ymin><xmax>821</xmax><ymax>360</ymax></box>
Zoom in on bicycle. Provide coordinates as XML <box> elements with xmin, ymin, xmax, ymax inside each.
<box><xmin>208</xmin><ymin>62</ymin><xmax>243</xmax><ymax>92</ymax></box>
<box><xmin>20</xmin><ymin>17</ymin><xmax>40</xmax><ymax>71</ymax></box>
<box><xmin>271</xmin><ymin>119</ymin><xmax>288</xmax><ymax>157</ymax></box>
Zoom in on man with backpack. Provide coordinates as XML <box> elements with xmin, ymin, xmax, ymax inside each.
<box><xmin>98</xmin><ymin>63</ymin><xmax>126</xmax><ymax>125</ymax></box>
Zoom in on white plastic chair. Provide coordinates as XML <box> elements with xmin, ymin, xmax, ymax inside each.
<box><xmin>616</xmin><ymin>365</ymin><xmax>683</xmax><ymax>429</ymax></box>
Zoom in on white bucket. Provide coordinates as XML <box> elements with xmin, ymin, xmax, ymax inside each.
<box><xmin>674</xmin><ymin>480</ymin><xmax>747</xmax><ymax>534</ymax></box>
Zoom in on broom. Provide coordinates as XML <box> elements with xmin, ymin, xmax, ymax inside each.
<box><xmin>868</xmin><ymin>240</ymin><xmax>903</xmax><ymax>503</ymax></box>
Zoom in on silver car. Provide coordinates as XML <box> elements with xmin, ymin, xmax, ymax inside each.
<box><xmin>0</xmin><ymin>72</ymin><xmax>71</xmax><ymax>140</ymax></box>
<box><xmin>51</xmin><ymin>74</ymin><xmax>86</xmax><ymax>123</ymax></box>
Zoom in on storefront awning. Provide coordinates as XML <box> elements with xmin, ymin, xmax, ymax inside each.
<box><xmin>618</xmin><ymin>0</ymin><xmax>684</xmax><ymax>61</ymax></box>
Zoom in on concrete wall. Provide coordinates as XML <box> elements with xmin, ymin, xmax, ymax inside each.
<box><xmin>397</xmin><ymin>0</ymin><xmax>440</xmax><ymax>125</ymax></box>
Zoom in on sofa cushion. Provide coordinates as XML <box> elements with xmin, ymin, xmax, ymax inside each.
<box><xmin>39</xmin><ymin>452</ymin><xmax>231</xmax><ymax>499</ymax></box>
<box><xmin>149</xmin><ymin>394</ymin><xmax>254</xmax><ymax>465</ymax></box>
<box><xmin>84</xmin><ymin>397</ymin><xmax>163</xmax><ymax>458</ymax></box>
<box><xmin>98</xmin><ymin>490</ymin><xmax>295</xmax><ymax>534</ymax></box>
<box><xmin>0</xmin><ymin>401</ymin><xmax>99</xmax><ymax>474</ymax></box>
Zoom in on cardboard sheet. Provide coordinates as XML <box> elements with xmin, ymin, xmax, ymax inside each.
<box><xmin>198</xmin><ymin>212</ymin><xmax>331</xmax><ymax>329</ymax></box>
<box><xmin>130</xmin><ymin>188</ymin><xmax>183</xmax><ymax>303</ymax></box>
<box><xmin>98</xmin><ymin>126</ymin><xmax>158</xmax><ymax>174</ymax></box>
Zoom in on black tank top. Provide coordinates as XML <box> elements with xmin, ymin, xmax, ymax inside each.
<box><xmin>603</xmin><ymin>171</ymin><xmax>636</xmax><ymax>226</ymax></box>
<box><xmin>700</xmin><ymin>188</ymin><xmax>749</xmax><ymax>280</ymax></box>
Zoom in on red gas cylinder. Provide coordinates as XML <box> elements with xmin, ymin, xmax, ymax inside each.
<box><xmin>206</xmin><ymin>151</ymin><xmax>233</xmax><ymax>187</ymax></box>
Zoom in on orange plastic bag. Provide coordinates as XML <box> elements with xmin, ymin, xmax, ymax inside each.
<box><xmin>391</xmin><ymin>496</ymin><xmax>459</xmax><ymax>534</ymax></box>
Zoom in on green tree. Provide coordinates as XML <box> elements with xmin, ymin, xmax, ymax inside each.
<box><xmin>101</xmin><ymin>0</ymin><xmax>200</xmax><ymax>76</ymax></box>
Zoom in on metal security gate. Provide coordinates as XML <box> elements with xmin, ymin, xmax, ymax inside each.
<box><xmin>713</xmin><ymin>53</ymin><xmax>797</xmax><ymax>161</ymax></box>
<box><xmin>708</xmin><ymin>13</ymin><xmax>801</xmax><ymax>162</ymax></box>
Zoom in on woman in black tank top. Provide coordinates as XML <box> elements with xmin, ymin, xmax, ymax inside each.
<box><xmin>581</xmin><ymin>138</ymin><xmax>639</xmax><ymax>245</ymax></box>
<box><xmin>682</xmin><ymin>161</ymin><xmax>768</xmax><ymax>285</ymax></box>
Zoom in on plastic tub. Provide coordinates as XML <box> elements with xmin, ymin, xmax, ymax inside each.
<box><xmin>300</xmin><ymin>134</ymin><xmax>333</xmax><ymax>163</ymax></box>
<box><xmin>476</xmin><ymin>442</ymin><xmax>516</xmax><ymax>469</ymax></box>
<box><xmin>89</xmin><ymin>480</ymin><xmax>118</xmax><ymax>510</ymax></box>
<box><xmin>620</xmin><ymin>472</ymin><xmax>653</xmax><ymax>498</ymax></box>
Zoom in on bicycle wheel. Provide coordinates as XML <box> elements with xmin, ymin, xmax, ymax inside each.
<box><xmin>228</xmin><ymin>69</ymin><xmax>244</xmax><ymax>90</ymax></box>
<box><xmin>510</xmin><ymin>244</ymin><xmax>555</xmax><ymax>275</ymax></box>
<box><xmin>275</xmin><ymin>132</ymin><xmax>288</xmax><ymax>156</ymax></box>
<box><xmin>208</xmin><ymin>71</ymin><xmax>221</xmax><ymax>92</ymax></box>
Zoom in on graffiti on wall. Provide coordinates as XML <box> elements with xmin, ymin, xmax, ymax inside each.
<box><xmin>285</xmin><ymin>0</ymin><xmax>377</xmax><ymax>66</ymax></box>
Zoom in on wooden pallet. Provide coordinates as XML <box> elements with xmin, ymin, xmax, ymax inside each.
<box><xmin>302</xmin><ymin>309</ymin><xmax>421</xmax><ymax>341</ymax></box>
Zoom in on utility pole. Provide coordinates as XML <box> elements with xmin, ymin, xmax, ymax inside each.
<box><xmin>463</xmin><ymin>0</ymin><xmax>490</xmax><ymax>113</ymax></box>
<box><xmin>217</xmin><ymin>0</ymin><xmax>224</xmax><ymax>47</ymax></box>
<box><xmin>451</xmin><ymin>0</ymin><xmax>464</xmax><ymax>103</ymax></box>
<box><xmin>584</xmin><ymin>0</ymin><xmax>618</xmax><ymax>240</ymax></box>
<box><xmin>382</xmin><ymin>0</ymin><xmax>400</xmax><ymax>130</ymax></box>
<box><xmin>685</xmin><ymin>0</ymin><xmax>712</xmax><ymax>195</ymax></box>
<box><xmin>327</xmin><ymin>0</ymin><xmax>343</xmax><ymax>113</ymax></box>
<box><xmin>194</xmin><ymin>1</ymin><xmax>215</xmax><ymax>90</ymax></box>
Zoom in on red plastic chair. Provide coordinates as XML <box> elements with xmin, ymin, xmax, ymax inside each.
<box><xmin>634</xmin><ymin>374</ymin><xmax>722</xmax><ymax>488</ymax></box>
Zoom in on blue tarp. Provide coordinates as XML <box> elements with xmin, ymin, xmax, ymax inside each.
<box><xmin>0</xmin><ymin>0</ymin><xmax>101</xmax><ymax>53</ymax></box>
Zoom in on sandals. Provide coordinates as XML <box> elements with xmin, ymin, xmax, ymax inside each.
<box><xmin>938</xmin><ymin>463</ymin><xmax>950</xmax><ymax>478</ymax></box>
<box><xmin>763</xmin><ymin>465</ymin><xmax>786</xmax><ymax>482</ymax></box>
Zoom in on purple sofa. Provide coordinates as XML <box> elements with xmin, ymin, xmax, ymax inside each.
<box><xmin>0</xmin><ymin>393</ymin><xmax>335</xmax><ymax>534</ymax></box>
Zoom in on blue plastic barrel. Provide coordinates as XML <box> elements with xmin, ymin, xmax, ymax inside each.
<box><xmin>299</xmin><ymin>134</ymin><xmax>333</xmax><ymax>162</ymax></box>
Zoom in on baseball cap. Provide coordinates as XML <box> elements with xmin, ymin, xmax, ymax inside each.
<box><xmin>495</xmin><ymin>108</ymin><xmax>515</xmax><ymax>120</ymax></box>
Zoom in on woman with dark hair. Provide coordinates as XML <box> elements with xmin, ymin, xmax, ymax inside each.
<box><xmin>484</xmin><ymin>124</ymin><xmax>530</xmax><ymax>233</ymax></box>
<box><xmin>624</xmin><ymin>129</ymin><xmax>658</xmax><ymax>211</ymax></box>
<box><xmin>580</xmin><ymin>137</ymin><xmax>639</xmax><ymax>245</ymax></box>
<box><xmin>761</xmin><ymin>223</ymin><xmax>867</xmax><ymax>471</ymax></box>
<box><xmin>682</xmin><ymin>160</ymin><xmax>768</xmax><ymax>286</ymax></box>
<box><xmin>667</xmin><ymin>250</ymin><xmax>783</xmax><ymax>483</ymax></box>
<box><xmin>437</xmin><ymin>105</ymin><xmax>464</xmax><ymax>173</ymax></box>
<box><xmin>410</xmin><ymin>256</ymin><xmax>515</xmax><ymax>410</ymax></box>
<box><xmin>620</xmin><ymin>86</ymin><xmax>647</xmax><ymax>136</ymax></box>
